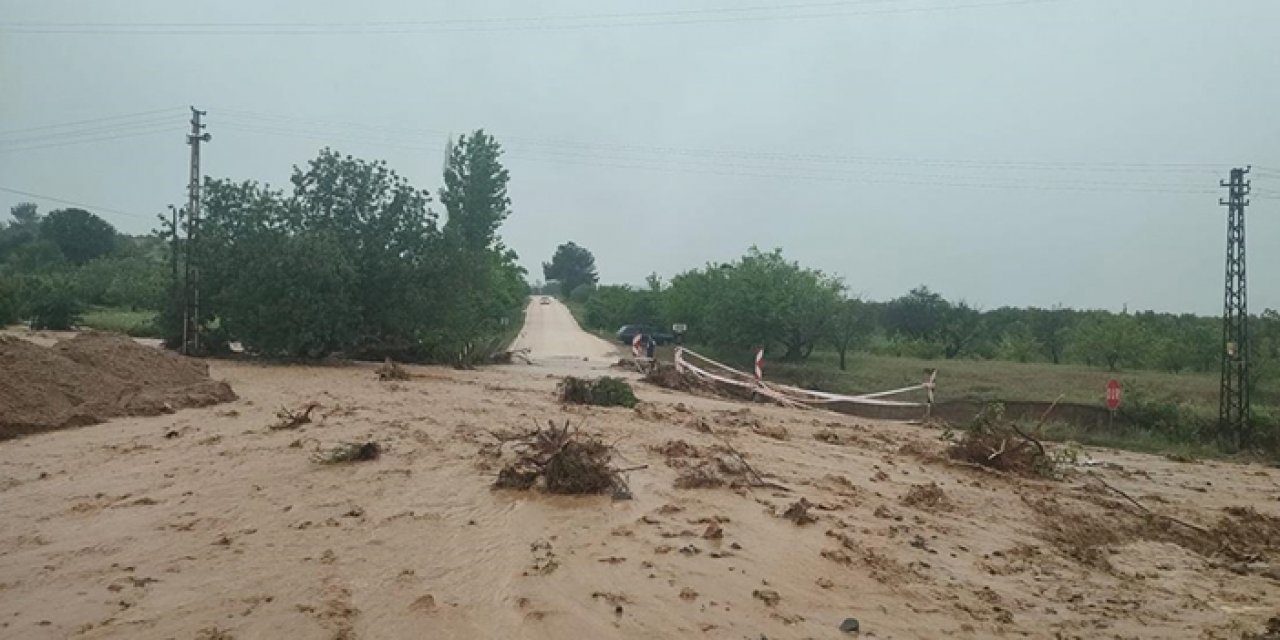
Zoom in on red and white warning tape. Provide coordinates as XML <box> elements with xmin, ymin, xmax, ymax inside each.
<box><xmin>673</xmin><ymin>347</ymin><xmax>936</xmax><ymax>410</ymax></box>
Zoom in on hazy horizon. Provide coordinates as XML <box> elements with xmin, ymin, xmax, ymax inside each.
<box><xmin>3</xmin><ymin>0</ymin><xmax>1278</xmax><ymax>315</ymax></box>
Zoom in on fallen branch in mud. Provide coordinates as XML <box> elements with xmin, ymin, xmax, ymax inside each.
<box><xmin>492</xmin><ymin>419</ymin><xmax>635</xmax><ymax>499</ymax></box>
<box><xmin>271</xmin><ymin>403</ymin><xmax>319</xmax><ymax>430</ymax></box>
<box><xmin>711</xmin><ymin>433</ymin><xmax>791</xmax><ymax>492</ymax></box>
<box><xmin>1087</xmin><ymin>475</ymin><xmax>1211</xmax><ymax>536</ymax></box>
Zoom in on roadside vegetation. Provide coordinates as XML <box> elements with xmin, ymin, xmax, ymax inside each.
<box><xmin>0</xmin><ymin>203</ymin><xmax>167</xmax><ymax>334</ymax></box>
<box><xmin>2</xmin><ymin>130</ymin><xmax>528</xmax><ymax>366</ymax></box>
<box><xmin>541</xmin><ymin>243</ymin><xmax>1280</xmax><ymax>457</ymax></box>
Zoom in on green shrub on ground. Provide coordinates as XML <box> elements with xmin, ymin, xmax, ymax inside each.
<box><xmin>558</xmin><ymin>376</ymin><xmax>638</xmax><ymax>408</ymax></box>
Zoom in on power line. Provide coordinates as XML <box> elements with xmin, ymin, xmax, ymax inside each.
<box><xmin>217</xmin><ymin>115</ymin><xmax>1225</xmax><ymax>194</ymax></box>
<box><xmin>0</xmin><ymin>0</ymin><xmax>1069</xmax><ymax>35</ymax></box>
<box><xmin>216</xmin><ymin>109</ymin><xmax>1226</xmax><ymax>175</ymax></box>
<box><xmin>215</xmin><ymin>117</ymin><xmax>1221</xmax><ymax>194</ymax></box>
<box><xmin>0</xmin><ymin>107</ymin><xmax>184</xmax><ymax>136</ymax></box>
<box><xmin>0</xmin><ymin>185</ymin><xmax>151</xmax><ymax>219</ymax></box>
<box><xmin>0</xmin><ymin>126</ymin><xmax>184</xmax><ymax>154</ymax></box>
<box><xmin>0</xmin><ymin>116</ymin><xmax>188</xmax><ymax>145</ymax></box>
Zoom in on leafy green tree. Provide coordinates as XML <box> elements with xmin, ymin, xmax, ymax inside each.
<box><xmin>4</xmin><ymin>240</ymin><xmax>67</xmax><ymax>274</ymax></box>
<box><xmin>441</xmin><ymin>130</ymin><xmax>510</xmax><ymax>252</ymax></box>
<box><xmin>1027</xmin><ymin>306</ymin><xmax>1074</xmax><ymax>364</ymax></box>
<box><xmin>0</xmin><ymin>202</ymin><xmax>41</xmax><ymax>260</ymax></box>
<box><xmin>939</xmin><ymin>301</ymin><xmax>984</xmax><ymax>359</ymax></box>
<box><xmin>193</xmin><ymin>149</ymin><xmax>446</xmax><ymax>358</ymax></box>
<box><xmin>829</xmin><ymin>297</ymin><xmax>876</xmax><ymax>370</ymax></box>
<box><xmin>1070</xmin><ymin>312</ymin><xmax>1151</xmax><ymax>371</ymax></box>
<box><xmin>584</xmin><ymin>285</ymin><xmax>661</xmax><ymax>330</ymax></box>
<box><xmin>883</xmin><ymin>287</ymin><xmax>981</xmax><ymax>359</ymax></box>
<box><xmin>884</xmin><ymin>286</ymin><xmax>950</xmax><ymax>344</ymax></box>
<box><xmin>76</xmin><ymin>253</ymin><xmax>167</xmax><ymax>310</ymax></box>
<box><xmin>40</xmin><ymin>208</ymin><xmax>117</xmax><ymax>265</ymax></box>
<box><xmin>569</xmin><ymin>283</ymin><xmax>595</xmax><ymax>303</ymax></box>
<box><xmin>997</xmin><ymin>322</ymin><xmax>1042</xmax><ymax>363</ymax></box>
<box><xmin>433</xmin><ymin>131</ymin><xmax>528</xmax><ymax>362</ymax></box>
<box><xmin>662</xmin><ymin>248</ymin><xmax>842</xmax><ymax>361</ymax></box>
<box><xmin>543</xmin><ymin>242</ymin><xmax>599</xmax><ymax>296</ymax></box>
<box><xmin>0</xmin><ymin>273</ymin><xmax>20</xmax><ymax>325</ymax></box>
<box><xmin>216</xmin><ymin>231</ymin><xmax>361</xmax><ymax>358</ymax></box>
<box><xmin>10</xmin><ymin>202</ymin><xmax>38</xmax><ymax>226</ymax></box>
<box><xmin>1254</xmin><ymin>309</ymin><xmax>1280</xmax><ymax>398</ymax></box>
<box><xmin>21</xmin><ymin>273</ymin><xmax>84</xmax><ymax>330</ymax></box>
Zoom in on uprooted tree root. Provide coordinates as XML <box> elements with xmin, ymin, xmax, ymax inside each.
<box><xmin>947</xmin><ymin>403</ymin><xmax>1058</xmax><ymax>478</ymax></box>
<box><xmin>271</xmin><ymin>403</ymin><xmax>319</xmax><ymax>430</ymax></box>
<box><xmin>558</xmin><ymin>376</ymin><xmax>638</xmax><ymax>408</ymax></box>
<box><xmin>492</xmin><ymin>420</ymin><xmax>638</xmax><ymax>499</ymax></box>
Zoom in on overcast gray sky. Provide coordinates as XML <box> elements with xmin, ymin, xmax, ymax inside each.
<box><xmin>2</xmin><ymin>0</ymin><xmax>1278</xmax><ymax>315</ymax></box>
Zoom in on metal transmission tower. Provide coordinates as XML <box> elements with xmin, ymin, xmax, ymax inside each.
<box><xmin>182</xmin><ymin>107</ymin><xmax>211</xmax><ymax>355</ymax></box>
<box><xmin>1218</xmin><ymin>166</ymin><xmax>1251</xmax><ymax>449</ymax></box>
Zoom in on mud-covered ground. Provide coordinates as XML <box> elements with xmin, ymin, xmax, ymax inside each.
<box><xmin>1</xmin><ymin>302</ymin><xmax>1278</xmax><ymax>639</ymax></box>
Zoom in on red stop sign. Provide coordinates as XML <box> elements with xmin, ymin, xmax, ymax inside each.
<box><xmin>1106</xmin><ymin>379</ymin><xmax>1122</xmax><ymax>410</ymax></box>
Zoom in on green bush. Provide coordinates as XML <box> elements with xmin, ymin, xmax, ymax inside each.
<box><xmin>22</xmin><ymin>275</ymin><xmax>84</xmax><ymax>330</ymax></box>
<box><xmin>0</xmin><ymin>275</ymin><xmax>19</xmax><ymax>325</ymax></box>
<box><xmin>1118</xmin><ymin>380</ymin><xmax>1211</xmax><ymax>443</ymax></box>
<box><xmin>569</xmin><ymin>283</ymin><xmax>595</xmax><ymax>303</ymax></box>
<box><xmin>557</xmin><ymin>376</ymin><xmax>638</xmax><ymax>408</ymax></box>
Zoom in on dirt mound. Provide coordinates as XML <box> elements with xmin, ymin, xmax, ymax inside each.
<box><xmin>0</xmin><ymin>333</ymin><xmax>236</xmax><ymax>439</ymax></box>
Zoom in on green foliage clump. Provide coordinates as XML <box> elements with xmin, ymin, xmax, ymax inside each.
<box><xmin>180</xmin><ymin>132</ymin><xmax>527</xmax><ymax>360</ymax></box>
<box><xmin>22</xmin><ymin>274</ymin><xmax>84</xmax><ymax>330</ymax></box>
<box><xmin>584</xmin><ymin>284</ymin><xmax>660</xmax><ymax>330</ymax></box>
<box><xmin>40</xmin><ymin>208</ymin><xmax>116</xmax><ymax>265</ymax></box>
<box><xmin>663</xmin><ymin>247</ymin><xmax>844</xmax><ymax>361</ymax></box>
<box><xmin>558</xmin><ymin>376</ymin><xmax>638</xmax><ymax>408</ymax></box>
<box><xmin>543</xmin><ymin>241</ymin><xmax>599</xmax><ymax>296</ymax></box>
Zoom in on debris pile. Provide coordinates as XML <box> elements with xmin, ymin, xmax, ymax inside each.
<box><xmin>0</xmin><ymin>332</ymin><xmax>236</xmax><ymax>439</ymax></box>
<box><xmin>271</xmin><ymin>403</ymin><xmax>319</xmax><ymax>430</ymax></box>
<box><xmin>947</xmin><ymin>403</ymin><xmax>1054</xmax><ymax>477</ymax></box>
<box><xmin>493</xmin><ymin>420</ymin><xmax>634</xmax><ymax>498</ymax></box>
<box><xmin>375</xmin><ymin>358</ymin><xmax>411</xmax><ymax>381</ymax></box>
<box><xmin>558</xmin><ymin>376</ymin><xmax>638</xmax><ymax>408</ymax></box>
<box><xmin>642</xmin><ymin>363</ymin><xmax>699</xmax><ymax>391</ymax></box>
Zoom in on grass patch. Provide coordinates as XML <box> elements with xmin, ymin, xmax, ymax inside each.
<box><xmin>655</xmin><ymin>344</ymin><xmax>1278</xmax><ymax>459</ymax></box>
<box><xmin>79</xmin><ymin>307</ymin><xmax>161</xmax><ymax>338</ymax></box>
<box><xmin>1036</xmin><ymin>421</ymin><xmax>1227</xmax><ymax>461</ymax></box>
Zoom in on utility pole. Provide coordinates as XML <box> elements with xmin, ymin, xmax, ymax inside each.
<box><xmin>183</xmin><ymin>107</ymin><xmax>210</xmax><ymax>355</ymax></box>
<box><xmin>1218</xmin><ymin>166</ymin><xmax>1251</xmax><ymax>450</ymax></box>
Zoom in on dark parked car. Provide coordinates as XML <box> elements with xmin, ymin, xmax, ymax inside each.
<box><xmin>616</xmin><ymin>324</ymin><xmax>674</xmax><ymax>346</ymax></box>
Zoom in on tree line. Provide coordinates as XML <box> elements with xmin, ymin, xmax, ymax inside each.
<box><xmin>545</xmin><ymin>243</ymin><xmax>1280</xmax><ymax>382</ymax></box>
<box><xmin>2</xmin><ymin>130</ymin><xmax>529</xmax><ymax>365</ymax></box>
<box><xmin>0</xmin><ymin>204</ymin><xmax>167</xmax><ymax>330</ymax></box>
